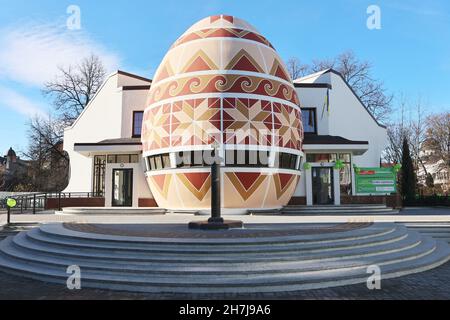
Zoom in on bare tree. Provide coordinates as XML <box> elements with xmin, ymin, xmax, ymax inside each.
<box><xmin>425</xmin><ymin>112</ymin><xmax>450</xmax><ymax>171</ymax></box>
<box><xmin>408</xmin><ymin>97</ymin><xmax>429</xmax><ymax>175</ymax></box>
<box><xmin>23</xmin><ymin>115</ymin><xmax>70</xmax><ymax>192</ymax></box>
<box><xmin>383</xmin><ymin>96</ymin><xmax>409</xmax><ymax>164</ymax></box>
<box><xmin>286</xmin><ymin>57</ymin><xmax>309</xmax><ymax>80</ymax></box>
<box><xmin>43</xmin><ymin>54</ymin><xmax>106</xmax><ymax>126</ymax></box>
<box><xmin>293</xmin><ymin>51</ymin><xmax>393</xmax><ymax>122</ymax></box>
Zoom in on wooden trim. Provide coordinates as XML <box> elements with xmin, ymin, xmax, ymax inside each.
<box><xmin>117</xmin><ymin>70</ymin><xmax>152</xmax><ymax>83</ymax></box>
<box><xmin>75</xmin><ymin>142</ymin><xmax>141</xmax><ymax>146</ymax></box>
<box><xmin>123</xmin><ymin>85</ymin><xmax>151</xmax><ymax>91</ymax></box>
<box><xmin>294</xmin><ymin>83</ymin><xmax>332</xmax><ymax>89</ymax></box>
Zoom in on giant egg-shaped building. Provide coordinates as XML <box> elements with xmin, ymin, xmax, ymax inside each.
<box><xmin>142</xmin><ymin>15</ymin><xmax>304</xmax><ymax>210</ymax></box>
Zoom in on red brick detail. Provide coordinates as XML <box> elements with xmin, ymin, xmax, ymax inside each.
<box><xmin>288</xmin><ymin>197</ymin><xmax>307</xmax><ymax>206</ymax></box>
<box><xmin>45</xmin><ymin>197</ymin><xmax>105</xmax><ymax>210</ymax></box>
<box><xmin>138</xmin><ymin>198</ymin><xmax>159</xmax><ymax>207</ymax></box>
<box><xmin>341</xmin><ymin>195</ymin><xmax>402</xmax><ymax>209</ymax></box>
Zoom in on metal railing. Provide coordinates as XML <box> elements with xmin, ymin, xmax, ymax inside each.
<box><xmin>404</xmin><ymin>195</ymin><xmax>450</xmax><ymax>207</ymax></box>
<box><xmin>0</xmin><ymin>192</ymin><xmax>102</xmax><ymax>214</ymax></box>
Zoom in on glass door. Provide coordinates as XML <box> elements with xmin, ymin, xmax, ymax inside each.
<box><xmin>112</xmin><ymin>169</ymin><xmax>133</xmax><ymax>207</ymax></box>
<box><xmin>312</xmin><ymin>167</ymin><xmax>334</xmax><ymax>205</ymax></box>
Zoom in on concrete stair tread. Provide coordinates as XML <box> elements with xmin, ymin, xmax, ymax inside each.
<box><xmin>0</xmin><ymin>223</ymin><xmax>449</xmax><ymax>293</ymax></box>
<box><xmin>283</xmin><ymin>205</ymin><xmax>394</xmax><ymax>211</ymax></box>
<box><xmin>0</xmin><ymin>240</ymin><xmax>448</xmax><ymax>291</ymax></box>
<box><xmin>15</xmin><ymin>227</ymin><xmax>409</xmax><ymax>260</ymax></box>
<box><xmin>37</xmin><ymin>223</ymin><xmax>396</xmax><ymax>245</ymax></box>
<box><xmin>25</xmin><ymin>226</ymin><xmax>405</xmax><ymax>255</ymax></box>
<box><xmin>0</xmin><ymin>231</ymin><xmax>424</xmax><ymax>273</ymax></box>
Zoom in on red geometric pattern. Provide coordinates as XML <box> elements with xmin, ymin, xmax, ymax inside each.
<box><xmin>149</xmin><ymin>74</ymin><xmax>299</xmax><ymax>106</ymax></box>
<box><xmin>273</xmin><ymin>103</ymin><xmax>303</xmax><ymax>150</ymax></box>
<box><xmin>143</xmin><ymin>98</ymin><xmax>303</xmax><ymax>152</ymax></box>
<box><xmin>171</xmin><ymin>98</ymin><xmax>221</xmax><ymax>149</ymax></box>
<box><xmin>172</xmin><ymin>28</ymin><xmax>275</xmax><ymax>50</ymax></box>
<box><xmin>223</xmin><ymin>98</ymin><xmax>273</xmax><ymax>146</ymax></box>
<box><xmin>142</xmin><ymin>15</ymin><xmax>303</xmax><ymax>210</ymax></box>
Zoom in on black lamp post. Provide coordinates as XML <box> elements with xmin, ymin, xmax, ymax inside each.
<box><xmin>189</xmin><ymin>143</ymin><xmax>243</xmax><ymax>230</ymax></box>
<box><xmin>208</xmin><ymin>147</ymin><xmax>223</xmax><ymax>224</ymax></box>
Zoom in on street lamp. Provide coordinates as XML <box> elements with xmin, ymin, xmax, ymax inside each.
<box><xmin>189</xmin><ymin>142</ymin><xmax>243</xmax><ymax>230</ymax></box>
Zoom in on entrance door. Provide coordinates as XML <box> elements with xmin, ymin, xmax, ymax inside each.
<box><xmin>312</xmin><ymin>167</ymin><xmax>334</xmax><ymax>205</ymax></box>
<box><xmin>112</xmin><ymin>169</ymin><xmax>133</xmax><ymax>207</ymax></box>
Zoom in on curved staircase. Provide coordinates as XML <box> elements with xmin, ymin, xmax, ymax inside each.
<box><xmin>0</xmin><ymin>223</ymin><xmax>448</xmax><ymax>294</ymax></box>
<box><xmin>250</xmin><ymin>204</ymin><xmax>400</xmax><ymax>216</ymax></box>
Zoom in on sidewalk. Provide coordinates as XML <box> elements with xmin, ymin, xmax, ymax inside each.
<box><xmin>1</xmin><ymin>210</ymin><xmax>450</xmax><ymax>226</ymax></box>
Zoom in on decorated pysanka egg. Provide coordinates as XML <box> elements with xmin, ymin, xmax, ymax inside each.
<box><xmin>142</xmin><ymin>15</ymin><xmax>304</xmax><ymax>210</ymax></box>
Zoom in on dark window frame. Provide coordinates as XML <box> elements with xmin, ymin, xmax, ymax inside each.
<box><xmin>301</xmin><ymin>108</ymin><xmax>318</xmax><ymax>134</ymax></box>
<box><xmin>132</xmin><ymin>111</ymin><xmax>144</xmax><ymax>138</ymax></box>
<box><xmin>93</xmin><ymin>156</ymin><xmax>106</xmax><ymax>197</ymax></box>
<box><xmin>147</xmin><ymin>153</ymin><xmax>172</xmax><ymax>171</ymax></box>
<box><xmin>111</xmin><ymin>168</ymin><xmax>133</xmax><ymax>207</ymax></box>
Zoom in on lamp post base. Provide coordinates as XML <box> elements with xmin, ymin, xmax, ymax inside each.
<box><xmin>188</xmin><ymin>219</ymin><xmax>244</xmax><ymax>230</ymax></box>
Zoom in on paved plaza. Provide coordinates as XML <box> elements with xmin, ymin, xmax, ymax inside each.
<box><xmin>0</xmin><ymin>207</ymin><xmax>450</xmax><ymax>300</ymax></box>
<box><xmin>1</xmin><ymin>261</ymin><xmax>450</xmax><ymax>300</ymax></box>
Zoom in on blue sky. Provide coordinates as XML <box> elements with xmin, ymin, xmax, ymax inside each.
<box><xmin>0</xmin><ymin>0</ymin><xmax>449</xmax><ymax>156</ymax></box>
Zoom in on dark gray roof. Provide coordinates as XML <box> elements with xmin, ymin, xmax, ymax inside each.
<box><xmin>303</xmin><ymin>135</ymin><xmax>368</xmax><ymax>145</ymax></box>
<box><xmin>75</xmin><ymin>138</ymin><xmax>142</xmax><ymax>147</ymax></box>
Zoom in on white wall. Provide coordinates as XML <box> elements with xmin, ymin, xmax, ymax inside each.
<box><xmin>327</xmin><ymin>73</ymin><xmax>387</xmax><ymax>168</ymax></box>
<box><xmin>121</xmin><ymin>89</ymin><xmax>149</xmax><ymax>138</ymax></box>
<box><xmin>297</xmin><ymin>87</ymin><xmax>330</xmax><ymax>135</ymax></box>
<box><xmin>64</xmin><ymin>74</ymin><xmax>124</xmax><ymax>193</ymax></box>
<box><xmin>64</xmin><ymin>71</ymin><xmax>153</xmax><ymax>201</ymax></box>
<box><xmin>292</xmin><ymin>71</ymin><xmax>388</xmax><ymax>198</ymax></box>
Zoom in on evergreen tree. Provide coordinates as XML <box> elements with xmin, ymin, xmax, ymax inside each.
<box><xmin>401</xmin><ymin>137</ymin><xmax>417</xmax><ymax>202</ymax></box>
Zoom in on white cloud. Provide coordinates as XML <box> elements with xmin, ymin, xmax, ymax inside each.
<box><xmin>0</xmin><ymin>86</ymin><xmax>47</xmax><ymax>117</ymax></box>
<box><xmin>388</xmin><ymin>3</ymin><xmax>449</xmax><ymax>18</ymax></box>
<box><xmin>0</xmin><ymin>20</ymin><xmax>121</xmax><ymax>87</ymax></box>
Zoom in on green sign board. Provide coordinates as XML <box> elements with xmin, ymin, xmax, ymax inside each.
<box><xmin>355</xmin><ymin>167</ymin><xmax>397</xmax><ymax>194</ymax></box>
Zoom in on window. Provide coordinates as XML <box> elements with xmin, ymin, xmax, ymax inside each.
<box><xmin>93</xmin><ymin>156</ymin><xmax>106</xmax><ymax>197</ymax></box>
<box><xmin>306</xmin><ymin>153</ymin><xmax>352</xmax><ymax>195</ymax></box>
<box><xmin>176</xmin><ymin>151</ymin><xmax>221</xmax><ymax>168</ymax></box>
<box><xmin>339</xmin><ymin>153</ymin><xmax>352</xmax><ymax>195</ymax></box>
<box><xmin>107</xmin><ymin>154</ymin><xmax>139</xmax><ymax>164</ymax></box>
<box><xmin>306</xmin><ymin>154</ymin><xmax>337</xmax><ymax>163</ymax></box>
<box><xmin>225</xmin><ymin>150</ymin><xmax>270</xmax><ymax>167</ymax></box>
<box><xmin>147</xmin><ymin>153</ymin><xmax>172</xmax><ymax>171</ymax></box>
<box><xmin>274</xmin><ymin>153</ymin><xmax>299</xmax><ymax>170</ymax></box>
<box><xmin>301</xmin><ymin>108</ymin><xmax>317</xmax><ymax>134</ymax></box>
<box><xmin>132</xmin><ymin>111</ymin><xmax>144</xmax><ymax>138</ymax></box>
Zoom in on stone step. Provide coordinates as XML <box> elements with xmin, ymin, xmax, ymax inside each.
<box><xmin>13</xmin><ymin>228</ymin><xmax>407</xmax><ymax>263</ymax></box>
<box><xmin>249</xmin><ymin>205</ymin><xmax>398</xmax><ymax>215</ymax></box>
<box><xmin>18</xmin><ymin>225</ymin><xmax>406</xmax><ymax>258</ymax></box>
<box><xmin>282</xmin><ymin>208</ymin><xmax>398</xmax><ymax>215</ymax></box>
<box><xmin>37</xmin><ymin>223</ymin><xmax>398</xmax><ymax>246</ymax></box>
<box><xmin>403</xmin><ymin>224</ymin><xmax>450</xmax><ymax>240</ymax></box>
<box><xmin>0</xmin><ymin>240</ymin><xmax>448</xmax><ymax>293</ymax></box>
<box><xmin>286</xmin><ymin>205</ymin><xmax>389</xmax><ymax>210</ymax></box>
<box><xmin>31</xmin><ymin>224</ymin><xmax>401</xmax><ymax>251</ymax></box>
<box><xmin>0</xmin><ymin>223</ymin><xmax>38</xmax><ymax>240</ymax></box>
<box><xmin>0</xmin><ymin>223</ymin><xmax>449</xmax><ymax>294</ymax></box>
<box><xmin>0</xmin><ymin>231</ymin><xmax>424</xmax><ymax>275</ymax></box>
<box><xmin>8</xmin><ymin>228</ymin><xmax>409</xmax><ymax>264</ymax></box>
<box><xmin>1</xmin><ymin>227</ymin><xmax>419</xmax><ymax>266</ymax></box>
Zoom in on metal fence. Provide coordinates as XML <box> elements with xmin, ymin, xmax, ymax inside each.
<box><xmin>404</xmin><ymin>195</ymin><xmax>450</xmax><ymax>207</ymax></box>
<box><xmin>0</xmin><ymin>192</ymin><xmax>99</xmax><ymax>213</ymax></box>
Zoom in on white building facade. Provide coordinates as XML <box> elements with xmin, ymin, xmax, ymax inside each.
<box><xmin>63</xmin><ymin>69</ymin><xmax>388</xmax><ymax>208</ymax></box>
